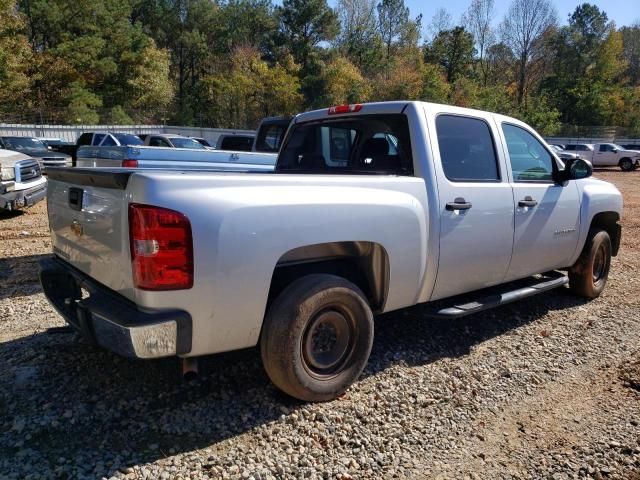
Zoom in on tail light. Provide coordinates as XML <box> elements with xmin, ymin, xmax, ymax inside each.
<box><xmin>122</xmin><ymin>159</ymin><xmax>138</xmax><ymax>168</ymax></box>
<box><xmin>129</xmin><ymin>204</ymin><xmax>193</xmax><ymax>290</ymax></box>
<box><xmin>328</xmin><ymin>104</ymin><xmax>363</xmax><ymax>115</ymax></box>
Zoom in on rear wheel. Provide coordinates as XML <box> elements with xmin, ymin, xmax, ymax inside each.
<box><xmin>260</xmin><ymin>274</ymin><xmax>374</xmax><ymax>402</ymax></box>
<box><xmin>619</xmin><ymin>158</ymin><xmax>633</xmax><ymax>171</ymax></box>
<box><xmin>569</xmin><ymin>230</ymin><xmax>612</xmax><ymax>298</ymax></box>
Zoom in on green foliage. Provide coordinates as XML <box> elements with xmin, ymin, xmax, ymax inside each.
<box><xmin>0</xmin><ymin>0</ymin><xmax>32</xmax><ymax>114</ymax></box>
<box><xmin>278</xmin><ymin>0</ymin><xmax>339</xmax><ymax>68</ymax></box>
<box><xmin>0</xmin><ymin>0</ymin><xmax>636</xmax><ymax>134</ymax></box>
<box><xmin>517</xmin><ymin>95</ymin><xmax>561</xmax><ymax>135</ymax></box>
<box><xmin>421</xmin><ymin>63</ymin><xmax>451</xmax><ymax>103</ymax></box>
<box><xmin>322</xmin><ymin>56</ymin><xmax>372</xmax><ymax>104</ymax></box>
<box><xmin>425</xmin><ymin>27</ymin><xmax>475</xmax><ymax>83</ymax></box>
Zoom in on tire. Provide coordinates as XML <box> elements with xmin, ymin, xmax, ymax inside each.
<box><xmin>569</xmin><ymin>229</ymin><xmax>612</xmax><ymax>298</ymax></box>
<box><xmin>619</xmin><ymin>158</ymin><xmax>633</xmax><ymax>171</ymax></box>
<box><xmin>260</xmin><ymin>274</ymin><xmax>374</xmax><ymax>402</ymax></box>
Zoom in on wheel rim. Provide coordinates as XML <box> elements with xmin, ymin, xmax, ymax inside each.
<box><xmin>622</xmin><ymin>160</ymin><xmax>632</xmax><ymax>170</ymax></box>
<box><xmin>592</xmin><ymin>244</ymin><xmax>607</xmax><ymax>283</ymax></box>
<box><xmin>302</xmin><ymin>307</ymin><xmax>354</xmax><ymax>377</ymax></box>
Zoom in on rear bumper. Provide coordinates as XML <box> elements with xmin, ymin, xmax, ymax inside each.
<box><xmin>0</xmin><ymin>180</ymin><xmax>47</xmax><ymax>210</ymax></box>
<box><xmin>39</xmin><ymin>256</ymin><xmax>192</xmax><ymax>359</ymax></box>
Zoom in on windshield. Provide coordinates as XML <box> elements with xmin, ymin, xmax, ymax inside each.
<box><xmin>171</xmin><ymin>137</ymin><xmax>205</xmax><ymax>149</ymax></box>
<box><xmin>113</xmin><ymin>133</ymin><xmax>144</xmax><ymax>146</ymax></box>
<box><xmin>277</xmin><ymin>114</ymin><xmax>413</xmax><ymax>175</ymax></box>
<box><xmin>612</xmin><ymin>144</ymin><xmax>625</xmax><ymax>150</ymax></box>
<box><xmin>2</xmin><ymin>137</ymin><xmax>48</xmax><ymax>153</ymax></box>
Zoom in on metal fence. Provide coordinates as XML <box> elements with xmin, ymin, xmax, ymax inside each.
<box><xmin>0</xmin><ymin>123</ymin><xmax>256</xmax><ymax>147</ymax></box>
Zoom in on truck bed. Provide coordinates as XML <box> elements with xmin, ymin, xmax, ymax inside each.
<box><xmin>75</xmin><ymin>145</ymin><xmax>276</xmax><ymax>171</ymax></box>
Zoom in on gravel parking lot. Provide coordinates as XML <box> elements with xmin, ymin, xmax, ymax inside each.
<box><xmin>1</xmin><ymin>170</ymin><xmax>639</xmax><ymax>480</ymax></box>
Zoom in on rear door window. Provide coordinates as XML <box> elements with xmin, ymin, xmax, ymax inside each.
<box><xmin>435</xmin><ymin>115</ymin><xmax>500</xmax><ymax>182</ymax></box>
<box><xmin>277</xmin><ymin>114</ymin><xmax>412</xmax><ymax>175</ymax></box>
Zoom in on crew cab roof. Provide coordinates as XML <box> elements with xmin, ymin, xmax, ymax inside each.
<box><xmin>293</xmin><ymin>100</ymin><xmax>532</xmax><ymax>129</ymax></box>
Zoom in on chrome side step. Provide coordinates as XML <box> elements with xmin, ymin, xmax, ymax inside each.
<box><xmin>424</xmin><ymin>271</ymin><xmax>569</xmax><ymax>319</ymax></box>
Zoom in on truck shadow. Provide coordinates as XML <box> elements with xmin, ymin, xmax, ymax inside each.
<box><xmin>0</xmin><ymin>286</ymin><xmax>588</xmax><ymax>477</ymax></box>
<box><xmin>0</xmin><ymin>253</ymin><xmax>51</xmax><ymax>301</ymax></box>
<box><xmin>0</xmin><ymin>209</ymin><xmax>26</xmax><ymax>221</ymax></box>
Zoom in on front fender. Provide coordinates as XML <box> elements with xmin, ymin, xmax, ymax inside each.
<box><xmin>571</xmin><ymin>178</ymin><xmax>623</xmax><ymax>264</ymax></box>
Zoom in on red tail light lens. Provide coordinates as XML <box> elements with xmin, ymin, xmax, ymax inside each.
<box><xmin>328</xmin><ymin>104</ymin><xmax>363</xmax><ymax>115</ymax></box>
<box><xmin>129</xmin><ymin>204</ymin><xmax>193</xmax><ymax>290</ymax></box>
<box><xmin>122</xmin><ymin>159</ymin><xmax>138</xmax><ymax>168</ymax></box>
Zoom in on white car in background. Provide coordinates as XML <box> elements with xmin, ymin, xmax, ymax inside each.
<box><xmin>564</xmin><ymin>143</ymin><xmax>640</xmax><ymax>171</ymax></box>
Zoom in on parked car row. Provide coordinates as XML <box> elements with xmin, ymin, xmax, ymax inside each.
<box><xmin>0</xmin><ymin>120</ymin><xmax>293</xmax><ymax>211</ymax></box>
<box><xmin>550</xmin><ymin>142</ymin><xmax>640</xmax><ymax>171</ymax></box>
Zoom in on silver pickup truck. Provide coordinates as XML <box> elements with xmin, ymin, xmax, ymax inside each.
<box><xmin>0</xmin><ymin>149</ymin><xmax>47</xmax><ymax>211</ymax></box>
<box><xmin>76</xmin><ymin>132</ymin><xmax>276</xmax><ymax>171</ymax></box>
<box><xmin>40</xmin><ymin>101</ymin><xmax>623</xmax><ymax>401</ymax></box>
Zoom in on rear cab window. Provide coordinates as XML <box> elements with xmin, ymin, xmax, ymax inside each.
<box><xmin>256</xmin><ymin>125</ymin><xmax>287</xmax><ymax>152</ymax></box>
<box><xmin>435</xmin><ymin>114</ymin><xmax>500</xmax><ymax>182</ymax></box>
<box><xmin>276</xmin><ymin>114</ymin><xmax>413</xmax><ymax>175</ymax></box>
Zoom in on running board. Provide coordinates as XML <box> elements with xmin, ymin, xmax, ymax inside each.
<box><xmin>424</xmin><ymin>271</ymin><xmax>569</xmax><ymax>319</ymax></box>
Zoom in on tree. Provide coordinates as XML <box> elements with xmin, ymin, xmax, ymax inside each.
<box><xmin>565</xmin><ymin>3</ymin><xmax>611</xmax><ymax>76</ymax></box>
<box><xmin>620</xmin><ymin>23</ymin><xmax>640</xmax><ymax>85</ymax></box>
<box><xmin>127</xmin><ymin>43</ymin><xmax>173</xmax><ymax>121</ymax></box>
<box><xmin>376</xmin><ymin>0</ymin><xmax>409</xmax><ymax>61</ymax></box>
<box><xmin>204</xmin><ymin>47</ymin><xmax>302</xmax><ymax>128</ymax></box>
<box><xmin>500</xmin><ymin>0</ymin><xmax>557</xmax><ymax>105</ymax></box>
<box><xmin>425</xmin><ymin>27</ymin><xmax>475</xmax><ymax>83</ymax></box>
<box><xmin>372</xmin><ymin>54</ymin><xmax>424</xmax><ymax>100</ymax></box>
<box><xmin>421</xmin><ymin>63</ymin><xmax>450</xmax><ymax>103</ymax></box>
<box><xmin>334</xmin><ymin>0</ymin><xmax>382</xmax><ymax>71</ymax></box>
<box><xmin>463</xmin><ymin>0</ymin><xmax>495</xmax><ymax>85</ymax></box>
<box><xmin>279</xmin><ymin>0</ymin><xmax>339</xmax><ymax>70</ymax></box>
<box><xmin>427</xmin><ymin>8</ymin><xmax>452</xmax><ymax>41</ymax></box>
<box><xmin>322</xmin><ymin>55</ymin><xmax>371</xmax><ymax>104</ymax></box>
<box><xmin>15</xmin><ymin>0</ymin><xmax>176</xmax><ymax>123</ymax></box>
<box><xmin>485</xmin><ymin>42</ymin><xmax>515</xmax><ymax>86</ymax></box>
<box><xmin>0</xmin><ymin>0</ymin><xmax>32</xmax><ymax>118</ymax></box>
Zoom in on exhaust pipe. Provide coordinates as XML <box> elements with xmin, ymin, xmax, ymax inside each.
<box><xmin>181</xmin><ymin>358</ymin><xmax>198</xmax><ymax>381</ymax></box>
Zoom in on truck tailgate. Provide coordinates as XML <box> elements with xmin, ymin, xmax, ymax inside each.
<box><xmin>46</xmin><ymin>169</ymin><xmax>135</xmax><ymax>299</ymax></box>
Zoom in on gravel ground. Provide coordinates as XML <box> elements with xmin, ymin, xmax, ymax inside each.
<box><xmin>1</xmin><ymin>170</ymin><xmax>639</xmax><ymax>480</ymax></box>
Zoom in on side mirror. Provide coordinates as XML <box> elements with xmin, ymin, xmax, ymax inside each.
<box><xmin>560</xmin><ymin>158</ymin><xmax>593</xmax><ymax>181</ymax></box>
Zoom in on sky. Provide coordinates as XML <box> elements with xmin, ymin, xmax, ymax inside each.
<box><xmin>327</xmin><ymin>0</ymin><xmax>639</xmax><ymax>36</ymax></box>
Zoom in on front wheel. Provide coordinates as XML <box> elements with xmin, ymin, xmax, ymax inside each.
<box><xmin>260</xmin><ymin>274</ymin><xmax>374</xmax><ymax>402</ymax></box>
<box><xmin>569</xmin><ymin>230</ymin><xmax>612</xmax><ymax>298</ymax></box>
<box><xmin>619</xmin><ymin>158</ymin><xmax>634</xmax><ymax>171</ymax></box>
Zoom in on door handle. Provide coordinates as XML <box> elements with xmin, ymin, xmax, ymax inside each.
<box><xmin>518</xmin><ymin>196</ymin><xmax>538</xmax><ymax>207</ymax></box>
<box><xmin>446</xmin><ymin>197</ymin><xmax>472</xmax><ymax>211</ymax></box>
